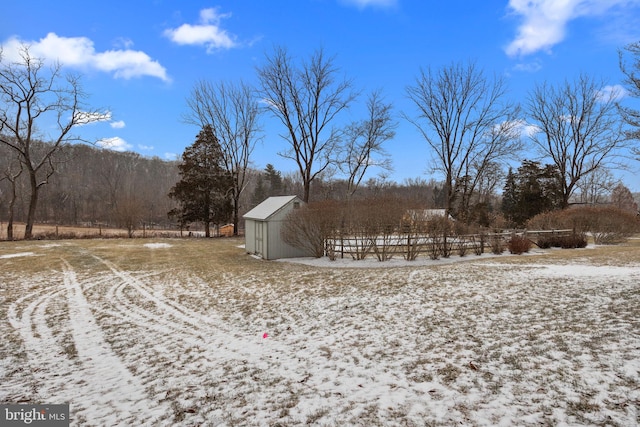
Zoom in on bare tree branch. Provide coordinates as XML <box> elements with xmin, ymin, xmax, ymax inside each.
<box><xmin>0</xmin><ymin>44</ymin><xmax>101</xmax><ymax>238</ymax></box>
<box><xmin>339</xmin><ymin>90</ymin><xmax>396</xmax><ymax>198</ymax></box>
<box><xmin>184</xmin><ymin>79</ymin><xmax>261</xmax><ymax>234</ymax></box>
<box><xmin>619</xmin><ymin>41</ymin><xmax>640</xmax><ymax>160</ymax></box>
<box><xmin>405</xmin><ymin>61</ymin><xmax>522</xmax><ymax>220</ymax></box>
<box><xmin>257</xmin><ymin>46</ymin><xmax>357</xmax><ymax>202</ymax></box>
<box><xmin>527</xmin><ymin>74</ymin><xmax>629</xmax><ymax>208</ymax></box>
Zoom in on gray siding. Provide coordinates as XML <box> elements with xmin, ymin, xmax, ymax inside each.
<box><xmin>245</xmin><ymin>218</ymin><xmax>256</xmax><ymax>254</ymax></box>
<box><xmin>266</xmin><ymin>219</ymin><xmax>309</xmax><ymax>260</ymax></box>
<box><xmin>243</xmin><ymin>195</ymin><xmax>312</xmax><ymax>260</ymax></box>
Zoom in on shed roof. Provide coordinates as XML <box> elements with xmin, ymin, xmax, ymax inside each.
<box><xmin>243</xmin><ymin>195</ymin><xmax>301</xmax><ymax>220</ymax></box>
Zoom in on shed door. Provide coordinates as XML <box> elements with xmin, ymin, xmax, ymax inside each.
<box><xmin>255</xmin><ymin>221</ymin><xmax>263</xmax><ymax>257</ymax></box>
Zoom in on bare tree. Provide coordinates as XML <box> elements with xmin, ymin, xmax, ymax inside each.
<box><xmin>339</xmin><ymin>90</ymin><xmax>396</xmax><ymax>198</ymax></box>
<box><xmin>619</xmin><ymin>41</ymin><xmax>640</xmax><ymax>158</ymax></box>
<box><xmin>185</xmin><ymin>80</ymin><xmax>261</xmax><ymax>235</ymax></box>
<box><xmin>257</xmin><ymin>46</ymin><xmax>357</xmax><ymax>202</ymax></box>
<box><xmin>610</xmin><ymin>182</ymin><xmax>638</xmax><ymax>213</ymax></box>
<box><xmin>1</xmin><ymin>151</ymin><xmax>23</xmax><ymax>240</ymax></box>
<box><xmin>97</xmin><ymin>151</ymin><xmax>140</xmax><ymax>223</ymax></box>
<box><xmin>0</xmin><ymin>45</ymin><xmax>101</xmax><ymax>238</ymax></box>
<box><xmin>405</xmin><ymin>61</ymin><xmax>522</xmax><ymax>220</ymax></box>
<box><xmin>575</xmin><ymin>165</ymin><xmax>616</xmax><ymax>205</ymax></box>
<box><xmin>526</xmin><ymin>74</ymin><xmax>628</xmax><ymax>208</ymax></box>
<box><xmin>114</xmin><ymin>194</ymin><xmax>144</xmax><ymax>238</ymax></box>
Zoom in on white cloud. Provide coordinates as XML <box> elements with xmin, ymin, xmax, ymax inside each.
<box><xmin>512</xmin><ymin>60</ymin><xmax>542</xmax><ymax>73</ymax></box>
<box><xmin>505</xmin><ymin>0</ymin><xmax>640</xmax><ymax>57</ymax></box>
<box><xmin>110</xmin><ymin>120</ymin><xmax>126</xmax><ymax>129</ymax></box>
<box><xmin>340</xmin><ymin>0</ymin><xmax>398</xmax><ymax>8</ymax></box>
<box><xmin>138</xmin><ymin>144</ymin><xmax>154</xmax><ymax>150</ymax></box>
<box><xmin>114</xmin><ymin>37</ymin><xmax>135</xmax><ymax>50</ymax></box>
<box><xmin>1</xmin><ymin>33</ymin><xmax>170</xmax><ymax>81</ymax></box>
<box><xmin>597</xmin><ymin>84</ymin><xmax>627</xmax><ymax>102</ymax></box>
<box><xmin>164</xmin><ymin>8</ymin><xmax>237</xmax><ymax>52</ymax></box>
<box><xmin>164</xmin><ymin>152</ymin><xmax>179</xmax><ymax>161</ymax></box>
<box><xmin>519</xmin><ymin>122</ymin><xmax>540</xmax><ymax>139</ymax></box>
<box><xmin>97</xmin><ymin>137</ymin><xmax>133</xmax><ymax>152</ymax></box>
<box><xmin>93</xmin><ymin>49</ymin><xmax>169</xmax><ymax>80</ymax></box>
<box><xmin>507</xmin><ymin>119</ymin><xmax>539</xmax><ymax>139</ymax></box>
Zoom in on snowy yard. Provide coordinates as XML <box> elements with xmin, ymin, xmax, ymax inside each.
<box><xmin>0</xmin><ymin>238</ymin><xmax>638</xmax><ymax>426</ymax></box>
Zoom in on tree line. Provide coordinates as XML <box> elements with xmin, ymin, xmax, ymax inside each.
<box><xmin>0</xmin><ymin>142</ymin><xmax>179</xmax><ymax>238</ymax></box>
<box><xmin>0</xmin><ymin>135</ymin><xmax>458</xmax><ymax>239</ymax></box>
<box><xmin>2</xmin><ymin>42</ymin><xmax>640</xmax><ymax>239</ymax></box>
<box><xmin>169</xmin><ymin>43</ymin><xmax>640</xmax><ymax>234</ymax></box>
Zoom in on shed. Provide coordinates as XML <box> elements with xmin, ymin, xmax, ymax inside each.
<box><xmin>243</xmin><ymin>195</ymin><xmax>310</xmax><ymax>260</ymax></box>
<box><xmin>218</xmin><ymin>224</ymin><xmax>234</xmax><ymax>237</ymax></box>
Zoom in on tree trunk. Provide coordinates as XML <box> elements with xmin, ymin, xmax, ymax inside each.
<box><xmin>303</xmin><ymin>179</ymin><xmax>311</xmax><ymax>203</ymax></box>
<box><xmin>24</xmin><ymin>169</ymin><xmax>39</xmax><ymax>239</ymax></box>
<box><xmin>7</xmin><ymin>218</ymin><xmax>14</xmax><ymax>241</ymax></box>
<box><xmin>444</xmin><ymin>173</ymin><xmax>454</xmax><ymax>218</ymax></box>
<box><xmin>205</xmin><ymin>221</ymin><xmax>211</xmax><ymax>238</ymax></box>
<box><xmin>6</xmin><ymin>175</ymin><xmax>19</xmax><ymax>241</ymax></box>
<box><xmin>233</xmin><ymin>196</ymin><xmax>240</xmax><ymax>236</ymax></box>
<box><xmin>7</xmin><ymin>193</ymin><xmax>17</xmax><ymax>241</ymax></box>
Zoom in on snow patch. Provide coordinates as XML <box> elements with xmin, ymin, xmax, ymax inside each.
<box><xmin>2</xmin><ymin>243</ymin><xmax>639</xmax><ymax>426</ymax></box>
<box><xmin>143</xmin><ymin>243</ymin><xmax>172</xmax><ymax>249</ymax></box>
<box><xmin>278</xmin><ymin>251</ymin><xmax>543</xmax><ymax>268</ymax></box>
<box><xmin>0</xmin><ymin>252</ymin><xmax>35</xmax><ymax>259</ymax></box>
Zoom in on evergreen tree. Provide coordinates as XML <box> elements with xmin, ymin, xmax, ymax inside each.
<box><xmin>264</xmin><ymin>164</ymin><xmax>283</xmax><ymax>196</ymax></box>
<box><xmin>251</xmin><ymin>174</ymin><xmax>267</xmax><ymax>206</ymax></box>
<box><xmin>501</xmin><ymin>161</ymin><xmax>563</xmax><ymax>227</ymax></box>
<box><xmin>168</xmin><ymin>126</ymin><xmax>232</xmax><ymax>237</ymax></box>
<box><xmin>501</xmin><ymin>168</ymin><xmax>518</xmax><ymax>224</ymax></box>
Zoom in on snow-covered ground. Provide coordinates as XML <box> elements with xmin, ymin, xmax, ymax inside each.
<box><xmin>1</xmin><ymin>240</ymin><xmax>638</xmax><ymax>426</ymax></box>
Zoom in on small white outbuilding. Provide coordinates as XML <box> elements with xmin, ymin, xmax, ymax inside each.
<box><xmin>243</xmin><ymin>195</ymin><xmax>311</xmax><ymax>260</ymax></box>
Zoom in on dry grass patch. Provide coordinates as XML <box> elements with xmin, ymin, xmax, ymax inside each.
<box><xmin>0</xmin><ymin>237</ymin><xmax>639</xmax><ymax>425</ymax></box>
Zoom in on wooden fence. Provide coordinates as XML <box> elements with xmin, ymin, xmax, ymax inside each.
<box><xmin>325</xmin><ymin>229</ymin><xmax>574</xmax><ymax>261</ymax></box>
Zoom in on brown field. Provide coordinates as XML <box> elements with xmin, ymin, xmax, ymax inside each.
<box><xmin>0</xmin><ymin>222</ymin><xmax>191</xmax><ymax>240</ymax></box>
<box><xmin>1</xmin><ymin>236</ymin><xmax>639</xmax><ymax>425</ymax></box>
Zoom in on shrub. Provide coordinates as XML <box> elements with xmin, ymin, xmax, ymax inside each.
<box><xmin>536</xmin><ymin>233</ymin><xmax>587</xmax><ymax>249</ymax></box>
<box><xmin>536</xmin><ymin>232</ymin><xmax>589</xmax><ymax>249</ymax></box>
<box><xmin>507</xmin><ymin>235</ymin><xmax>531</xmax><ymax>254</ymax></box>
<box><xmin>456</xmin><ymin>235</ymin><xmax>468</xmax><ymax>257</ymax></box>
<box><xmin>528</xmin><ymin>206</ymin><xmax>639</xmax><ymax>245</ymax></box>
<box><xmin>535</xmin><ymin>235</ymin><xmax>553</xmax><ymax>249</ymax></box>
<box><xmin>281</xmin><ymin>200</ymin><xmax>341</xmax><ymax>258</ymax></box>
<box><xmin>425</xmin><ymin>216</ymin><xmax>455</xmax><ymax>260</ymax></box>
<box><xmin>470</xmin><ymin>231</ymin><xmax>487</xmax><ymax>256</ymax></box>
<box><xmin>560</xmin><ymin>233</ymin><xmax>588</xmax><ymax>249</ymax></box>
<box><xmin>491</xmin><ymin>234</ymin><xmax>505</xmax><ymax>254</ymax></box>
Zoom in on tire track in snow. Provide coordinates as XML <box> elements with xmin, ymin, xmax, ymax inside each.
<box><xmin>61</xmin><ymin>260</ymin><xmax>163</xmax><ymax>425</ymax></box>
<box><xmin>96</xmin><ymin>256</ymin><xmax>220</xmax><ymax>331</ymax></box>
<box><xmin>6</xmin><ymin>281</ymin><xmax>75</xmax><ymax>401</ymax></box>
<box><xmin>93</xmin><ymin>255</ymin><xmax>309</xmax><ymax>382</ymax></box>
<box><xmin>6</xmin><ymin>262</ymin><xmax>168</xmax><ymax>425</ymax></box>
<box><xmin>94</xmin><ymin>255</ymin><xmax>264</xmax><ymax>359</ymax></box>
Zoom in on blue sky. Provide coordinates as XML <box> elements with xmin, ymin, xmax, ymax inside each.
<box><xmin>2</xmin><ymin>0</ymin><xmax>640</xmax><ymax>190</ymax></box>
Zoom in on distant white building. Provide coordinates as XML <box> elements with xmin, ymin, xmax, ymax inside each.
<box><xmin>404</xmin><ymin>209</ymin><xmax>454</xmax><ymax>222</ymax></box>
<box><xmin>243</xmin><ymin>195</ymin><xmax>312</xmax><ymax>260</ymax></box>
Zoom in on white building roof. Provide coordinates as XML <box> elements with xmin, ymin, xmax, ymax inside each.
<box><xmin>406</xmin><ymin>209</ymin><xmax>454</xmax><ymax>221</ymax></box>
<box><xmin>243</xmin><ymin>195</ymin><xmax>301</xmax><ymax>221</ymax></box>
